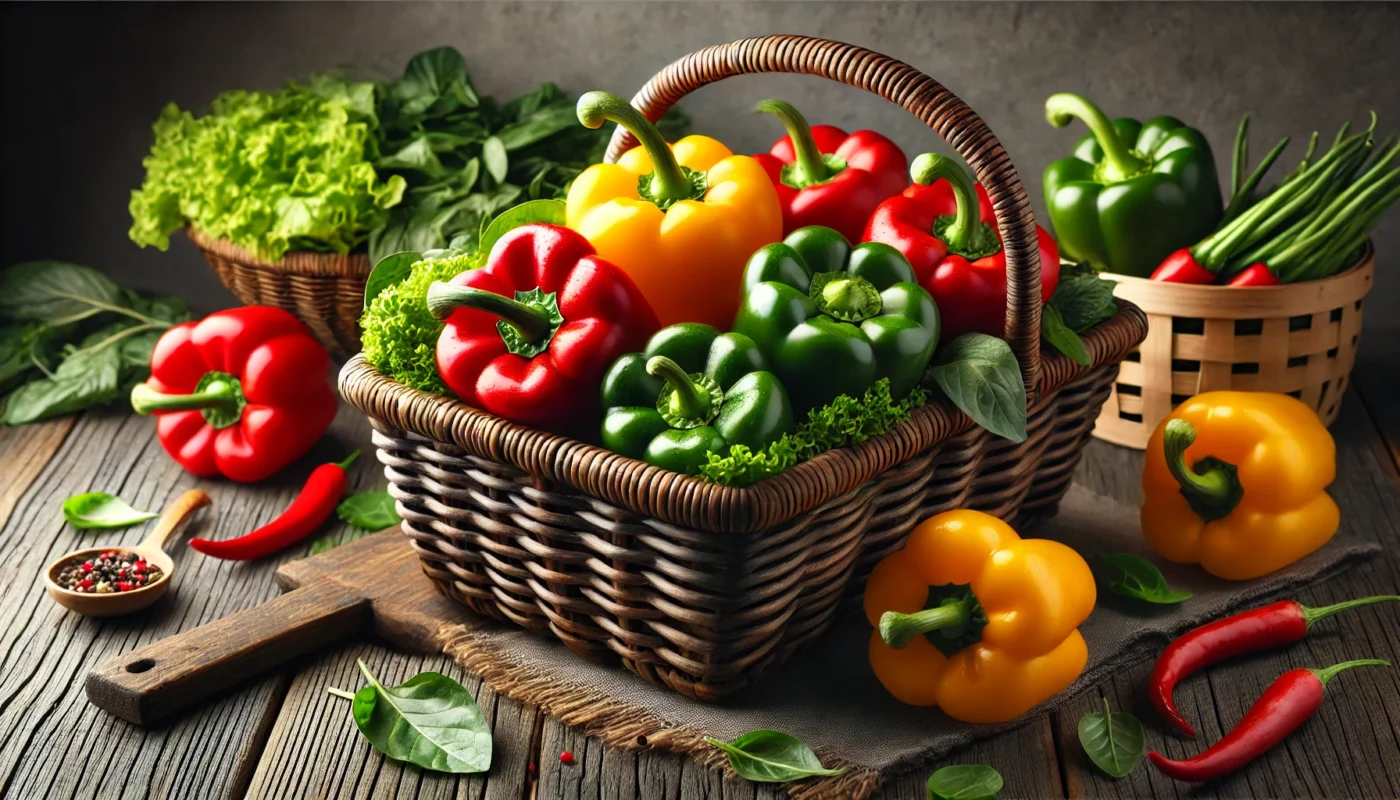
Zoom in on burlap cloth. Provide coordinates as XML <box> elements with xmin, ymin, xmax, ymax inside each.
<box><xmin>435</xmin><ymin>484</ymin><xmax>1377</xmax><ymax>798</ymax></box>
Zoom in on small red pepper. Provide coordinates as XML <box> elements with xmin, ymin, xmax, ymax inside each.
<box><xmin>1225</xmin><ymin>262</ymin><xmax>1282</xmax><ymax>286</ymax></box>
<box><xmin>1150</xmin><ymin>247</ymin><xmax>1218</xmax><ymax>284</ymax></box>
<box><xmin>130</xmin><ymin>306</ymin><xmax>338</xmax><ymax>483</ymax></box>
<box><xmin>427</xmin><ymin>224</ymin><xmax>658</xmax><ymax>434</ymax></box>
<box><xmin>752</xmin><ymin>99</ymin><xmax>907</xmax><ymax>244</ymax></box>
<box><xmin>1148</xmin><ymin>659</ymin><xmax>1389</xmax><ymax>782</ymax></box>
<box><xmin>190</xmin><ymin>451</ymin><xmax>359</xmax><ymax>560</ymax></box>
<box><xmin>1150</xmin><ymin>595</ymin><xmax>1398</xmax><ymax>735</ymax></box>
<box><xmin>863</xmin><ymin>153</ymin><xmax>1060</xmax><ymax>340</ymax></box>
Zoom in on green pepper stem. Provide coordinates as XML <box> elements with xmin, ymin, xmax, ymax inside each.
<box><xmin>335</xmin><ymin>450</ymin><xmax>361</xmax><ymax>471</ymax></box>
<box><xmin>130</xmin><ymin>378</ymin><xmax>241</xmax><ymax>416</ymax></box>
<box><xmin>879</xmin><ymin>598</ymin><xmax>974</xmax><ymax>650</ymax></box>
<box><xmin>755</xmin><ymin>99</ymin><xmax>831</xmax><ymax>186</ymax></box>
<box><xmin>1302</xmin><ymin>596</ymin><xmax>1400</xmax><ymax>629</ymax></box>
<box><xmin>1311</xmin><ymin>659</ymin><xmax>1389</xmax><ymax>689</ymax></box>
<box><xmin>911</xmin><ymin>153</ymin><xmax>990</xmax><ymax>257</ymax></box>
<box><xmin>1045</xmin><ymin>93</ymin><xmax>1148</xmax><ymax>182</ymax></box>
<box><xmin>1162</xmin><ymin>419</ymin><xmax>1243</xmax><ymax>522</ymax></box>
<box><xmin>646</xmin><ymin>356</ymin><xmax>713</xmax><ymax>422</ymax></box>
<box><xmin>426</xmin><ymin>282</ymin><xmax>552</xmax><ymax>343</ymax></box>
<box><xmin>577</xmin><ymin>91</ymin><xmax>689</xmax><ymax>203</ymax></box>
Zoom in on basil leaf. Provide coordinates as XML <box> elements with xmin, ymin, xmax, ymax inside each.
<box><xmin>0</xmin><ymin>324</ymin><xmax>39</xmax><ymax>392</ymax></box>
<box><xmin>926</xmin><ymin>333</ymin><xmax>1027</xmax><ymax>442</ymax></box>
<box><xmin>62</xmin><ymin>492</ymin><xmax>157</xmax><ymax>530</ymax></box>
<box><xmin>3</xmin><ymin>344</ymin><xmax>121</xmax><ymax>425</ymax></box>
<box><xmin>705</xmin><ymin>730</ymin><xmax>847</xmax><ymax>783</ymax></box>
<box><xmin>393</xmin><ymin>47</ymin><xmax>472</xmax><ymax>117</ymax></box>
<box><xmin>378</xmin><ymin>138</ymin><xmax>448</xmax><ymax>180</ymax></box>
<box><xmin>927</xmin><ymin>764</ymin><xmax>1004</xmax><ymax>799</ymax></box>
<box><xmin>1041</xmin><ymin>305</ymin><xmax>1091</xmax><ymax>367</ymax></box>
<box><xmin>342</xmin><ymin>660</ymin><xmax>492</xmax><ymax>773</ymax></box>
<box><xmin>1049</xmin><ymin>263</ymin><xmax>1118</xmax><ymax>333</ymax></box>
<box><xmin>1099</xmin><ymin>553</ymin><xmax>1192</xmax><ymax>604</ymax></box>
<box><xmin>0</xmin><ymin>261</ymin><xmax>125</xmax><ymax>325</ymax></box>
<box><xmin>1078</xmin><ymin>698</ymin><xmax>1145</xmax><ymax>778</ymax></box>
<box><xmin>336</xmin><ymin>491</ymin><xmax>402</xmax><ymax>532</ymax></box>
<box><xmin>482</xmin><ymin>137</ymin><xmax>508</xmax><ymax>185</ymax></box>
<box><xmin>364</xmin><ymin>252</ymin><xmax>422</xmax><ymax>308</ymax></box>
<box><xmin>476</xmin><ymin>200</ymin><xmax>567</xmax><ymax>259</ymax></box>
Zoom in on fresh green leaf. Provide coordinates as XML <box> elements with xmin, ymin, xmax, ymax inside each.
<box><xmin>392</xmin><ymin>47</ymin><xmax>473</xmax><ymax>117</ymax></box>
<box><xmin>378</xmin><ymin>138</ymin><xmax>448</xmax><ymax>180</ymax></box>
<box><xmin>1041</xmin><ymin>304</ymin><xmax>1091</xmax><ymax>367</ymax></box>
<box><xmin>1099</xmin><ymin>553</ymin><xmax>1193</xmax><ymax>604</ymax></box>
<box><xmin>361</xmin><ymin>252</ymin><xmax>481</xmax><ymax>395</ymax></box>
<box><xmin>335</xmin><ymin>659</ymin><xmax>492</xmax><ymax>774</ymax></box>
<box><xmin>1078</xmin><ymin>698</ymin><xmax>1145</xmax><ymax>778</ymax></box>
<box><xmin>0</xmin><ymin>324</ymin><xmax>39</xmax><ymax>392</ymax></box>
<box><xmin>364</xmin><ymin>252</ymin><xmax>421</xmax><ymax>308</ymax></box>
<box><xmin>927</xmin><ymin>764</ymin><xmax>1004</xmax><ymax>800</ymax></box>
<box><xmin>336</xmin><ymin>491</ymin><xmax>402</xmax><ymax>532</ymax></box>
<box><xmin>482</xmin><ymin>137</ymin><xmax>509</xmax><ymax>185</ymax></box>
<box><xmin>704</xmin><ymin>730</ymin><xmax>847</xmax><ymax>783</ymax></box>
<box><xmin>62</xmin><ymin>492</ymin><xmax>158</xmax><ymax>530</ymax></box>
<box><xmin>476</xmin><ymin>200</ymin><xmax>566</xmax><ymax>258</ymax></box>
<box><xmin>1049</xmin><ymin>263</ymin><xmax>1118</xmax><ymax>333</ymax></box>
<box><xmin>926</xmin><ymin>334</ymin><xmax>1027</xmax><ymax>442</ymax></box>
<box><xmin>3</xmin><ymin>343</ymin><xmax>121</xmax><ymax>425</ymax></box>
<box><xmin>0</xmin><ymin>262</ymin><xmax>126</xmax><ymax>325</ymax></box>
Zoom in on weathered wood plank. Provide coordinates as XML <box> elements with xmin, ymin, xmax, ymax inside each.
<box><xmin>0</xmin><ymin>415</ymin><xmax>73</xmax><ymax>531</ymax></box>
<box><xmin>0</xmin><ymin>401</ymin><xmax>385</xmax><ymax>800</ymax></box>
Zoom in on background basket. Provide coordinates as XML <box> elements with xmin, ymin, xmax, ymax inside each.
<box><xmin>1093</xmin><ymin>245</ymin><xmax>1374</xmax><ymax>449</ymax></box>
<box><xmin>188</xmin><ymin>227</ymin><xmax>368</xmax><ymax>356</ymax></box>
<box><xmin>340</xmin><ymin>34</ymin><xmax>1149</xmax><ymax>701</ymax></box>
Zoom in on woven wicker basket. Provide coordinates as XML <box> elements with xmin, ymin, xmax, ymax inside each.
<box><xmin>1093</xmin><ymin>245</ymin><xmax>1373</xmax><ymax>449</ymax></box>
<box><xmin>339</xmin><ymin>35</ymin><xmax>1149</xmax><ymax>701</ymax></box>
<box><xmin>188</xmin><ymin>228</ymin><xmax>368</xmax><ymax>356</ymax></box>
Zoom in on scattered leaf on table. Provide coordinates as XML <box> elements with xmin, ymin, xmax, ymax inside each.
<box><xmin>1078</xmin><ymin>697</ymin><xmax>1145</xmax><ymax>778</ymax></box>
<box><xmin>336</xmin><ymin>491</ymin><xmax>402</xmax><ymax>532</ymax></box>
<box><xmin>927</xmin><ymin>764</ymin><xmax>1004</xmax><ymax>799</ymax></box>
<box><xmin>62</xmin><ymin>492</ymin><xmax>158</xmax><ymax>530</ymax></box>
<box><xmin>704</xmin><ymin>730</ymin><xmax>847</xmax><ymax>783</ymax></box>
<box><xmin>1100</xmin><ymin>553</ymin><xmax>1193</xmax><ymax>604</ymax></box>
<box><xmin>340</xmin><ymin>659</ymin><xmax>492</xmax><ymax>774</ymax></box>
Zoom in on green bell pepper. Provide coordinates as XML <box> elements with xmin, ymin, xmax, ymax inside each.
<box><xmin>600</xmin><ymin>323</ymin><xmax>795</xmax><ymax>475</ymax></box>
<box><xmin>732</xmin><ymin>225</ymin><xmax>940</xmax><ymax>415</ymax></box>
<box><xmin>1043</xmin><ymin>93</ymin><xmax>1223</xmax><ymax>278</ymax></box>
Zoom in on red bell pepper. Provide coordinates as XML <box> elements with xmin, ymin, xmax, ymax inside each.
<box><xmin>752</xmin><ymin>99</ymin><xmax>907</xmax><ymax>244</ymax></box>
<box><xmin>863</xmin><ymin>153</ymin><xmax>1061</xmax><ymax>340</ymax></box>
<box><xmin>129</xmin><ymin>306</ymin><xmax>338</xmax><ymax>483</ymax></box>
<box><xmin>427</xmin><ymin>223</ymin><xmax>658</xmax><ymax>433</ymax></box>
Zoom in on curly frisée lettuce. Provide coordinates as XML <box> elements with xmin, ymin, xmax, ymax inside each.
<box><xmin>360</xmin><ymin>252</ymin><xmax>480</xmax><ymax>396</ymax></box>
<box><xmin>129</xmin><ymin>77</ymin><xmax>406</xmax><ymax>261</ymax></box>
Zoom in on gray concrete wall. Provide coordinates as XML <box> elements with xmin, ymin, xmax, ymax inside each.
<box><xmin>2</xmin><ymin>2</ymin><xmax>1397</xmax><ymax>352</ymax></box>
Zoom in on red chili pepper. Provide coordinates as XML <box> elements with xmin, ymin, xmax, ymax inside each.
<box><xmin>427</xmin><ymin>224</ymin><xmax>658</xmax><ymax>434</ymax></box>
<box><xmin>1148</xmin><ymin>659</ymin><xmax>1389</xmax><ymax>782</ymax></box>
<box><xmin>190</xmin><ymin>451</ymin><xmax>359</xmax><ymax>560</ymax></box>
<box><xmin>1150</xmin><ymin>247</ymin><xmax>1218</xmax><ymax>284</ymax></box>
<box><xmin>130</xmin><ymin>306</ymin><xmax>338</xmax><ymax>483</ymax></box>
<box><xmin>752</xmin><ymin>99</ymin><xmax>907</xmax><ymax>244</ymax></box>
<box><xmin>1150</xmin><ymin>595</ymin><xmax>1399</xmax><ymax>735</ymax></box>
<box><xmin>1225</xmin><ymin>262</ymin><xmax>1282</xmax><ymax>286</ymax></box>
<box><xmin>863</xmin><ymin>153</ymin><xmax>1060</xmax><ymax>340</ymax></box>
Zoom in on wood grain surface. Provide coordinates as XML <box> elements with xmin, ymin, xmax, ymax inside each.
<box><xmin>1</xmin><ymin>377</ymin><xmax>1397</xmax><ymax>799</ymax></box>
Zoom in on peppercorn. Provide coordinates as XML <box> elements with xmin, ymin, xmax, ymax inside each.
<box><xmin>56</xmin><ymin>550</ymin><xmax>162</xmax><ymax>593</ymax></box>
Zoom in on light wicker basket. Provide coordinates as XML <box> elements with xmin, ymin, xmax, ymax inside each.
<box><xmin>188</xmin><ymin>228</ymin><xmax>369</xmax><ymax>357</ymax></box>
<box><xmin>340</xmin><ymin>35</ymin><xmax>1149</xmax><ymax>701</ymax></box>
<box><xmin>1093</xmin><ymin>245</ymin><xmax>1374</xmax><ymax>449</ymax></box>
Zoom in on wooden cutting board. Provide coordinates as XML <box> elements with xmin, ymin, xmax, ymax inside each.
<box><xmin>85</xmin><ymin>530</ymin><xmax>458</xmax><ymax>725</ymax></box>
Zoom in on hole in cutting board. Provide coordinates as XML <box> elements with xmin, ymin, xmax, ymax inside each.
<box><xmin>126</xmin><ymin>658</ymin><xmax>156</xmax><ymax>674</ymax></box>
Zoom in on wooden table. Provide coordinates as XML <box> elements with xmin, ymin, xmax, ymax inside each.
<box><xmin>2</xmin><ymin>358</ymin><xmax>1397</xmax><ymax>800</ymax></box>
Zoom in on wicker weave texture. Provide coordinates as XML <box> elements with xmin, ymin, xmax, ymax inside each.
<box><xmin>1093</xmin><ymin>248</ymin><xmax>1374</xmax><ymax>449</ymax></box>
<box><xmin>188</xmin><ymin>228</ymin><xmax>368</xmax><ymax>356</ymax></box>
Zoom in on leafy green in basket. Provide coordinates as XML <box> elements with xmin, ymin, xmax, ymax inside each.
<box><xmin>924</xmin><ymin>333</ymin><xmax>1027</xmax><ymax>443</ymax></box>
<box><xmin>1099</xmin><ymin>553</ymin><xmax>1193</xmax><ymax>605</ymax></box>
<box><xmin>328</xmin><ymin>659</ymin><xmax>492</xmax><ymax>774</ymax></box>
<box><xmin>927</xmin><ymin>764</ymin><xmax>1004</xmax><ymax>799</ymax></box>
<box><xmin>1048</xmin><ymin>263</ymin><xmax>1117</xmax><ymax>333</ymax></box>
<box><xmin>1078</xmin><ymin>697</ymin><xmax>1145</xmax><ymax>778</ymax></box>
<box><xmin>1040</xmin><ymin>304</ymin><xmax>1091</xmax><ymax>367</ymax></box>
<box><xmin>62</xmin><ymin>492</ymin><xmax>158</xmax><ymax>530</ymax></box>
<box><xmin>705</xmin><ymin>730</ymin><xmax>847</xmax><ymax>783</ymax></box>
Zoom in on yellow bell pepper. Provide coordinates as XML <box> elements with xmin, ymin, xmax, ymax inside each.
<box><xmin>566</xmin><ymin>92</ymin><xmax>782</xmax><ymax>329</ymax></box>
<box><xmin>863</xmin><ymin>510</ymin><xmax>1096</xmax><ymax>724</ymax></box>
<box><xmin>1141</xmin><ymin>391</ymin><xmax>1340</xmax><ymax>581</ymax></box>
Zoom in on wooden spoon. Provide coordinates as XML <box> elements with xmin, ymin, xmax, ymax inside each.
<box><xmin>45</xmin><ymin>489</ymin><xmax>211</xmax><ymax>617</ymax></box>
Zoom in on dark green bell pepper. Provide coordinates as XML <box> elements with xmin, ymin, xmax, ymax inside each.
<box><xmin>1043</xmin><ymin>93</ymin><xmax>1223</xmax><ymax>277</ymax></box>
<box><xmin>732</xmin><ymin>225</ymin><xmax>940</xmax><ymax>415</ymax></box>
<box><xmin>600</xmin><ymin>323</ymin><xmax>794</xmax><ymax>475</ymax></box>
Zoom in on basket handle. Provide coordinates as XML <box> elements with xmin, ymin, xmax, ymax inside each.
<box><xmin>605</xmin><ymin>34</ymin><xmax>1043</xmax><ymax>394</ymax></box>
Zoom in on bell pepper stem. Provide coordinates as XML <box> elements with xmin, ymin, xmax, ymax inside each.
<box><xmin>426</xmin><ymin>282</ymin><xmax>552</xmax><ymax>343</ymax></box>
<box><xmin>1045</xmin><ymin>93</ymin><xmax>1148</xmax><ymax>182</ymax></box>
<box><xmin>755</xmin><ymin>99</ymin><xmax>832</xmax><ymax>186</ymax></box>
<box><xmin>646</xmin><ymin>356</ymin><xmax>713</xmax><ymax>422</ymax></box>
<box><xmin>130</xmin><ymin>377</ymin><xmax>242</xmax><ymax>416</ymax></box>
<box><xmin>1311</xmin><ymin>659</ymin><xmax>1389</xmax><ymax>689</ymax></box>
<box><xmin>1302</xmin><ymin>596</ymin><xmax>1400</xmax><ymax>629</ymax></box>
<box><xmin>911</xmin><ymin>153</ymin><xmax>991</xmax><ymax>257</ymax></box>
<box><xmin>879</xmin><ymin>598</ymin><xmax>975</xmax><ymax>650</ymax></box>
<box><xmin>577</xmin><ymin>90</ymin><xmax>691</xmax><ymax>203</ymax></box>
<box><xmin>1162</xmin><ymin>418</ymin><xmax>1245</xmax><ymax>523</ymax></box>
